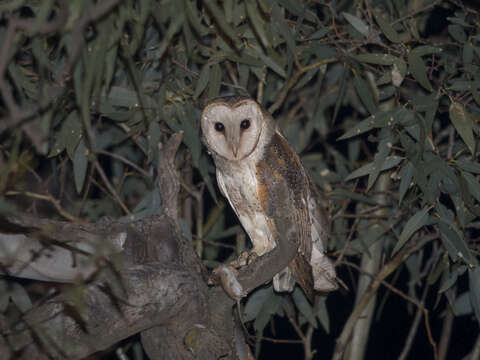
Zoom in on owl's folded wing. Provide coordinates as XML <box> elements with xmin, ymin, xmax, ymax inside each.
<box><xmin>255</xmin><ymin>132</ymin><xmax>315</xmax><ymax>300</ymax></box>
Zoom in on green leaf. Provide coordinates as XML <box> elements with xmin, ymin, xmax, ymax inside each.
<box><xmin>454</xmin><ymin>291</ymin><xmax>472</xmax><ymax>316</ymax></box>
<box><xmin>316</xmin><ymin>296</ymin><xmax>330</xmax><ymax>333</ymax></box>
<box><xmin>332</xmin><ymin>70</ymin><xmax>346</xmax><ymax>124</ymax></box>
<box><xmin>410</xmin><ymin>45</ymin><xmax>443</xmax><ymax>57</ymax></box>
<box><xmin>207</xmin><ymin>63</ymin><xmax>222</xmax><ymax>99</ymax></box>
<box><xmin>243</xmin><ymin>286</ymin><xmax>273</xmax><ymax>322</ymax></box>
<box><xmin>367</xmin><ymin>134</ymin><xmax>392</xmax><ymax>191</ymax></box>
<box><xmin>309</xmin><ymin>27</ymin><xmax>330</xmax><ymax>40</ymax></box>
<box><xmin>275</xmin><ymin>0</ymin><xmax>317</xmax><ymax>22</ymax></box>
<box><xmin>353</xmin><ymin>73</ymin><xmax>376</xmax><ymax>115</ymax></box>
<box><xmin>438</xmin><ymin>220</ymin><xmax>474</xmax><ymax>265</ymax></box>
<box><xmin>354</xmin><ymin>53</ymin><xmax>404</xmax><ymax>66</ymax></box>
<box><xmin>9</xmin><ymin>283</ymin><xmax>32</xmax><ymax>312</ymax></box>
<box><xmin>337</xmin><ymin>108</ymin><xmax>404</xmax><ymax>140</ymax></box>
<box><xmin>185</xmin><ymin>0</ymin><xmax>209</xmax><ymax>36</ymax></box>
<box><xmin>469</xmin><ymin>268</ymin><xmax>480</xmax><ymax>324</ymax></box>
<box><xmin>408</xmin><ymin>52</ymin><xmax>432</xmax><ymax>92</ymax></box>
<box><xmin>343</xmin><ymin>12</ymin><xmax>370</xmax><ymax>37</ymax></box>
<box><xmin>64</xmin><ymin>111</ymin><xmax>83</xmax><ymax>159</ymax></box>
<box><xmin>204</xmin><ymin>0</ymin><xmax>240</xmax><ymax>45</ymax></box>
<box><xmin>449</xmin><ymin>102</ymin><xmax>475</xmax><ymax>155</ymax></box>
<box><xmin>251</xmin><ymin>45</ymin><xmax>286</xmax><ymax>78</ymax></box>
<box><xmin>456</xmin><ymin>160</ymin><xmax>480</xmax><ymax>174</ymax></box>
<box><xmin>292</xmin><ymin>287</ymin><xmax>317</xmax><ymax>328</ymax></box>
<box><xmin>271</xmin><ymin>3</ymin><xmax>296</xmax><ymax>55</ymax></box>
<box><xmin>246</xmin><ymin>0</ymin><xmax>269</xmax><ymax>48</ymax></box>
<box><xmin>462</xmin><ymin>172</ymin><xmax>480</xmax><ymax>203</ymax></box>
<box><xmin>392</xmin><ymin>208</ymin><xmax>429</xmax><ymax>255</ymax></box>
<box><xmin>448</xmin><ymin>24</ymin><xmax>467</xmax><ymax>43</ymax></box>
<box><xmin>439</xmin><ymin>266</ymin><xmax>466</xmax><ymax>293</ymax></box>
<box><xmin>73</xmin><ymin>140</ymin><xmax>88</xmax><ymax>194</ymax></box>
<box><xmin>399</xmin><ymin>162</ymin><xmax>413</xmax><ymax>204</ymax></box>
<box><xmin>194</xmin><ymin>64</ymin><xmax>210</xmax><ymax>99</ymax></box>
<box><xmin>345</xmin><ymin>156</ymin><xmax>402</xmax><ymax>182</ymax></box>
<box><xmin>373</xmin><ymin>12</ymin><xmax>401</xmax><ymax>43</ymax></box>
<box><xmin>253</xmin><ymin>287</ymin><xmax>281</xmax><ymax>337</ymax></box>
<box><xmin>101</xmin><ymin>86</ymin><xmax>141</xmax><ymax>108</ymax></box>
<box><xmin>329</xmin><ymin>188</ymin><xmax>379</xmax><ymax>206</ymax></box>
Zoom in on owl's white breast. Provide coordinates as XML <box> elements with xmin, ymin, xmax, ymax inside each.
<box><xmin>215</xmin><ymin>159</ymin><xmax>276</xmax><ymax>256</ymax></box>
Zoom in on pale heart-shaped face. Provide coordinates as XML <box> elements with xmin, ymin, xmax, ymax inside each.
<box><xmin>201</xmin><ymin>98</ymin><xmax>264</xmax><ymax>161</ymax></box>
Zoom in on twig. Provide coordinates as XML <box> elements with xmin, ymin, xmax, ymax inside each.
<box><xmin>398</xmin><ymin>282</ymin><xmax>430</xmax><ymax>360</ymax></box>
<box><xmin>5</xmin><ymin>191</ymin><xmax>83</xmax><ymax>223</ymax></box>
<box><xmin>171</xmin><ymin>59</ymin><xmax>247</xmax><ymax>93</ymax></box>
<box><xmin>342</xmin><ymin>260</ymin><xmax>423</xmax><ymax>309</ymax></box>
<box><xmin>282</xmin><ymin>301</ymin><xmax>306</xmax><ymax>342</ymax></box>
<box><xmin>470</xmin><ymin>333</ymin><xmax>480</xmax><ymax>360</ymax></box>
<box><xmin>201</xmin><ymin>239</ymin><xmax>236</xmax><ymax>249</ymax></box>
<box><xmin>438</xmin><ymin>300</ymin><xmax>455</xmax><ymax>360</ymax></box>
<box><xmin>391</xmin><ymin>0</ymin><xmax>441</xmax><ymax>25</ymax></box>
<box><xmin>94</xmin><ymin>160</ymin><xmax>131</xmax><ymax>215</ymax></box>
<box><xmin>332</xmin><ymin>233</ymin><xmax>440</xmax><ymax>360</ymax></box>
<box><xmin>247</xmin><ymin>334</ymin><xmax>303</xmax><ymax>344</ymax></box>
<box><xmin>334</xmin><ymin>217</ymin><xmax>358</xmax><ymax>267</ymax></box>
<box><xmin>268</xmin><ymin>58</ymin><xmax>337</xmax><ymax>114</ymax></box>
<box><xmin>96</xmin><ymin>149</ymin><xmax>151</xmax><ymax>178</ymax></box>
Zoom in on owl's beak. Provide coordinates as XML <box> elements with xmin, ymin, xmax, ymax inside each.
<box><xmin>227</xmin><ymin>130</ymin><xmax>240</xmax><ymax>158</ymax></box>
<box><xmin>231</xmin><ymin>143</ymin><xmax>239</xmax><ymax>158</ymax></box>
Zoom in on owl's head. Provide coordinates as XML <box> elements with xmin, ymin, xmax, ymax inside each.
<box><xmin>201</xmin><ymin>97</ymin><xmax>264</xmax><ymax>161</ymax></box>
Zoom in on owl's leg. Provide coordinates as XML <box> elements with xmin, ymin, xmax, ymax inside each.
<box><xmin>272</xmin><ymin>267</ymin><xmax>295</xmax><ymax>293</ymax></box>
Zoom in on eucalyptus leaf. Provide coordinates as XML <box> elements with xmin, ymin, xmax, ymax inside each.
<box><xmin>338</xmin><ymin>108</ymin><xmax>402</xmax><ymax>140</ymax></box>
<box><xmin>207</xmin><ymin>63</ymin><xmax>222</xmax><ymax>99</ymax></box>
<box><xmin>73</xmin><ymin>140</ymin><xmax>88</xmax><ymax>195</ymax></box>
<box><xmin>373</xmin><ymin>12</ymin><xmax>401</xmax><ymax>43</ymax></box>
<box><xmin>292</xmin><ymin>287</ymin><xmax>317</xmax><ymax>328</ymax></box>
<box><xmin>9</xmin><ymin>283</ymin><xmax>32</xmax><ymax>312</ymax></box>
<box><xmin>468</xmin><ymin>268</ymin><xmax>480</xmax><ymax>324</ymax></box>
<box><xmin>449</xmin><ymin>102</ymin><xmax>475</xmax><ymax>155</ymax></box>
<box><xmin>392</xmin><ymin>208</ymin><xmax>429</xmax><ymax>255</ymax></box>
<box><xmin>438</xmin><ymin>220</ymin><xmax>475</xmax><ymax>265</ymax></box>
<box><xmin>408</xmin><ymin>52</ymin><xmax>432</xmax><ymax>92</ymax></box>
<box><xmin>204</xmin><ymin>0</ymin><xmax>240</xmax><ymax>45</ymax></box>
<box><xmin>343</xmin><ymin>12</ymin><xmax>370</xmax><ymax>37</ymax></box>
<box><xmin>345</xmin><ymin>156</ymin><xmax>402</xmax><ymax>182</ymax></box>
<box><xmin>194</xmin><ymin>64</ymin><xmax>210</xmax><ymax>99</ymax></box>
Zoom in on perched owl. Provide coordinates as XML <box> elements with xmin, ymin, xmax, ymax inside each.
<box><xmin>201</xmin><ymin>96</ymin><xmax>337</xmax><ymax>301</ymax></box>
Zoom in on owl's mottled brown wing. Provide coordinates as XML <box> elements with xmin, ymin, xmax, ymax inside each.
<box><xmin>255</xmin><ymin>131</ymin><xmax>314</xmax><ymax>301</ymax></box>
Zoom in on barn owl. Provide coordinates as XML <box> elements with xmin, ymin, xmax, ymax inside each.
<box><xmin>201</xmin><ymin>96</ymin><xmax>337</xmax><ymax>301</ymax></box>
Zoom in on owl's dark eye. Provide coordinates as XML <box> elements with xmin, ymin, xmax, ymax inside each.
<box><xmin>214</xmin><ymin>122</ymin><xmax>225</xmax><ymax>132</ymax></box>
<box><xmin>240</xmin><ymin>119</ymin><xmax>250</xmax><ymax>130</ymax></box>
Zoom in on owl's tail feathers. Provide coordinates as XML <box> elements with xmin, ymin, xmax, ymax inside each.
<box><xmin>273</xmin><ymin>268</ymin><xmax>296</xmax><ymax>293</ymax></box>
<box><xmin>311</xmin><ymin>247</ymin><xmax>339</xmax><ymax>293</ymax></box>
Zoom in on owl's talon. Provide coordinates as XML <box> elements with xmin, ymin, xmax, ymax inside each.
<box><xmin>237</xmin><ymin>251</ymin><xmax>250</xmax><ymax>266</ymax></box>
<box><xmin>208</xmin><ymin>265</ymin><xmax>246</xmax><ymax>300</ymax></box>
<box><xmin>246</xmin><ymin>252</ymin><xmax>258</xmax><ymax>264</ymax></box>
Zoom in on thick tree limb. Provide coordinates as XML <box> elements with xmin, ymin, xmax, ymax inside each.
<box><xmin>0</xmin><ymin>130</ymin><xmax>301</xmax><ymax>360</ymax></box>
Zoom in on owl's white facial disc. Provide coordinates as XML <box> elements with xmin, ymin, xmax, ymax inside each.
<box><xmin>201</xmin><ymin>99</ymin><xmax>263</xmax><ymax>161</ymax></box>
